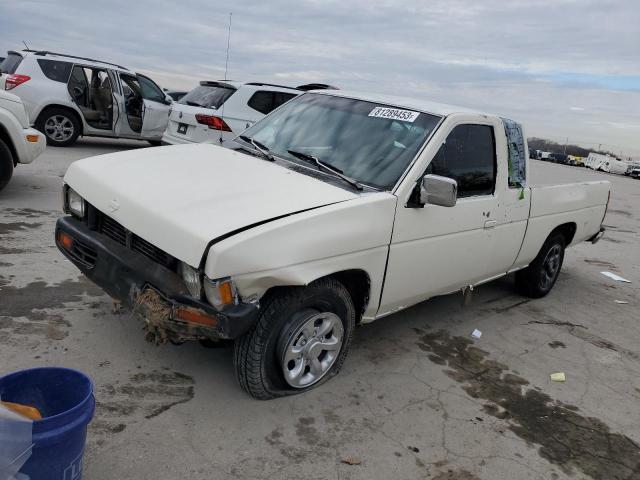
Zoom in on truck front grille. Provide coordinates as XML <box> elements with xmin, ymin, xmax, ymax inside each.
<box><xmin>95</xmin><ymin>210</ymin><xmax>176</xmax><ymax>270</ymax></box>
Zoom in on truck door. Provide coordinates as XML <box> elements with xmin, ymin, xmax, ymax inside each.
<box><xmin>378</xmin><ymin>119</ymin><xmax>499</xmax><ymax>317</ymax></box>
<box><xmin>137</xmin><ymin>74</ymin><xmax>171</xmax><ymax>139</ymax></box>
<box><xmin>483</xmin><ymin>118</ymin><xmax>530</xmax><ymax>278</ymax></box>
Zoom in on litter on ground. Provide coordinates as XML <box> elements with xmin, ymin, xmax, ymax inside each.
<box><xmin>614</xmin><ymin>300</ymin><xmax>629</xmax><ymax>304</ymax></box>
<box><xmin>601</xmin><ymin>271</ymin><xmax>631</xmax><ymax>283</ymax></box>
<box><xmin>550</xmin><ymin>372</ymin><xmax>566</xmax><ymax>382</ymax></box>
<box><xmin>471</xmin><ymin>329</ymin><xmax>482</xmax><ymax>339</ymax></box>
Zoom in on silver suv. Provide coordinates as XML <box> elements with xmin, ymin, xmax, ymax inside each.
<box><xmin>0</xmin><ymin>50</ymin><xmax>172</xmax><ymax>146</ymax></box>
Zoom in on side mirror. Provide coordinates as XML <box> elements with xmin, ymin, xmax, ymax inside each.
<box><xmin>420</xmin><ymin>174</ymin><xmax>457</xmax><ymax>207</ymax></box>
<box><xmin>164</xmin><ymin>95</ymin><xmax>174</xmax><ymax>105</ymax></box>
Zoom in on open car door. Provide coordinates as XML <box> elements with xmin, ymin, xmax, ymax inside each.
<box><xmin>137</xmin><ymin>73</ymin><xmax>171</xmax><ymax>139</ymax></box>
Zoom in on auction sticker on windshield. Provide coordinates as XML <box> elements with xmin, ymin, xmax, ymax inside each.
<box><xmin>368</xmin><ymin>107</ymin><xmax>420</xmax><ymax>122</ymax></box>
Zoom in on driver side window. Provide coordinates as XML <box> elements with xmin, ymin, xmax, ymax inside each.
<box><xmin>426</xmin><ymin>124</ymin><xmax>496</xmax><ymax>198</ymax></box>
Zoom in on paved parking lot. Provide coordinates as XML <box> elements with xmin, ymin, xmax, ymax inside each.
<box><xmin>1</xmin><ymin>139</ymin><xmax>638</xmax><ymax>480</ymax></box>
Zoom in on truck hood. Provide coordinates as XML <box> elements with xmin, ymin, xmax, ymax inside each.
<box><xmin>64</xmin><ymin>143</ymin><xmax>358</xmax><ymax>267</ymax></box>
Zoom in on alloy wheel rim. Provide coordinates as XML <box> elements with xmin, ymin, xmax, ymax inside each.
<box><xmin>44</xmin><ymin>115</ymin><xmax>74</xmax><ymax>142</ymax></box>
<box><xmin>541</xmin><ymin>244</ymin><xmax>561</xmax><ymax>289</ymax></box>
<box><xmin>282</xmin><ymin>312</ymin><xmax>343</xmax><ymax>388</ymax></box>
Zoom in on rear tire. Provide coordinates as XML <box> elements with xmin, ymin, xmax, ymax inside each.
<box><xmin>515</xmin><ymin>233</ymin><xmax>565</xmax><ymax>298</ymax></box>
<box><xmin>0</xmin><ymin>139</ymin><xmax>14</xmax><ymax>192</ymax></box>
<box><xmin>147</xmin><ymin>140</ymin><xmax>162</xmax><ymax>147</ymax></box>
<box><xmin>36</xmin><ymin>107</ymin><xmax>81</xmax><ymax>147</ymax></box>
<box><xmin>234</xmin><ymin>278</ymin><xmax>355</xmax><ymax>399</ymax></box>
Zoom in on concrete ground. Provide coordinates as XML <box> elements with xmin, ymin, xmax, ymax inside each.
<box><xmin>1</xmin><ymin>138</ymin><xmax>638</xmax><ymax>480</ymax></box>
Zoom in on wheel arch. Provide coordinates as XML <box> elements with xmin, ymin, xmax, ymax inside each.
<box><xmin>549</xmin><ymin>222</ymin><xmax>577</xmax><ymax>246</ymax></box>
<box><xmin>260</xmin><ymin>269</ymin><xmax>372</xmax><ymax>324</ymax></box>
<box><xmin>36</xmin><ymin>104</ymin><xmax>84</xmax><ymax>135</ymax></box>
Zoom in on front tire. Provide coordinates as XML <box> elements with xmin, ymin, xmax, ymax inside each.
<box><xmin>515</xmin><ymin>233</ymin><xmax>565</xmax><ymax>298</ymax></box>
<box><xmin>36</xmin><ymin>107</ymin><xmax>81</xmax><ymax>147</ymax></box>
<box><xmin>0</xmin><ymin>139</ymin><xmax>14</xmax><ymax>192</ymax></box>
<box><xmin>234</xmin><ymin>278</ymin><xmax>355</xmax><ymax>399</ymax></box>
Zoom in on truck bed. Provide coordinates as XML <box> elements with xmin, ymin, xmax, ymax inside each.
<box><xmin>514</xmin><ymin>181</ymin><xmax>610</xmax><ymax>267</ymax></box>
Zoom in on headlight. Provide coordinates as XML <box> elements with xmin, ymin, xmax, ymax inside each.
<box><xmin>66</xmin><ymin>186</ymin><xmax>85</xmax><ymax>218</ymax></box>
<box><xmin>204</xmin><ymin>277</ymin><xmax>237</xmax><ymax>309</ymax></box>
<box><xmin>179</xmin><ymin>262</ymin><xmax>202</xmax><ymax>298</ymax></box>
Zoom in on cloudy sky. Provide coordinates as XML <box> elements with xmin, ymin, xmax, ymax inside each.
<box><xmin>2</xmin><ymin>0</ymin><xmax>639</xmax><ymax>158</ymax></box>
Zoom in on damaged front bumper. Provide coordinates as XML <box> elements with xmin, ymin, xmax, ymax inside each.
<box><xmin>55</xmin><ymin>216</ymin><xmax>259</xmax><ymax>342</ymax></box>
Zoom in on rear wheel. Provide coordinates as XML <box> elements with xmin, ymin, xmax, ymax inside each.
<box><xmin>0</xmin><ymin>139</ymin><xmax>14</xmax><ymax>192</ymax></box>
<box><xmin>147</xmin><ymin>140</ymin><xmax>162</xmax><ymax>147</ymax></box>
<box><xmin>515</xmin><ymin>233</ymin><xmax>565</xmax><ymax>298</ymax></box>
<box><xmin>234</xmin><ymin>278</ymin><xmax>355</xmax><ymax>399</ymax></box>
<box><xmin>36</xmin><ymin>107</ymin><xmax>80</xmax><ymax>147</ymax></box>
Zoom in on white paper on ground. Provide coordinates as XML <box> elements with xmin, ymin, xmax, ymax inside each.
<box><xmin>601</xmin><ymin>271</ymin><xmax>631</xmax><ymax>283</ymax></box>
<box><xmin>614</xmin><ymin>300</ymin><xmax>629</xmax><ymax>304</ymax></box>
<box><xmin>471</xmin><ymin>329</ymin><xmax>482</xmax><ymax>339</ymax></box>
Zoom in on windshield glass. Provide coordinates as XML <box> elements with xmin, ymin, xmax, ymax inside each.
<box><xmin>242</xmin><ymin>93</ymin><xmax>441</xmax><ymax>189</ymax></box>
<box><xmin>179</xmin><ymin>84</ymin><xmax>236</xmax><ymax>109</ymax></box>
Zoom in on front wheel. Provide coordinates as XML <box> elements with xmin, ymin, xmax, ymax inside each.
<box><xmin>515</xmin><ymin>233</ymin><xmax>566</xmax><ymax>298</ymax></box>
<box><xmin>0</xmin><ymin>139</ymin><xmax>14</xmax><ymax>192</ymax></box>
<box><xmin>234</xmin><ymin>278</ymin><xmax>355</xmax><ymax>399</ymax></box>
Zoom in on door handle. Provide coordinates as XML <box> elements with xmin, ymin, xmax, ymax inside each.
<box><xmin>484</xmin><ymin>219</ymin><xmax>497</xmax><ymax>229</ymax></box>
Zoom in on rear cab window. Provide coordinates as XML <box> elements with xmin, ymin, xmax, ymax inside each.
<box><xmin>247</xmin><ymin>91</ymin><xmax>297</xmax><ymax>115</ymax></box>
<box><xmin>0</xmin><ymin>52</ymin><xmax>24</xmax><ymax>74</ymax></box>
<box><xmin>179</xmin><ymin>82</ymin><xmax>236</xmax><ymax>109</ymax></box>
<box><xmin>37</xmin><ymin>59</ymin><xmax>73</xmax><ymax>83</ymax></box>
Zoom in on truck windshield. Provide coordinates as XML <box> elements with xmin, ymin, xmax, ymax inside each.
<box><xmin>242</xmin><ymin>93</ymin><xmax>441</xmax><ymax>190</ymax></box>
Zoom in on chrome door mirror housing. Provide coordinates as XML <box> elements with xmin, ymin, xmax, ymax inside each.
<box><xmin>420</xmin><ymin>174</ymin><xmax>457</xmax><ymax>207</ymax></box>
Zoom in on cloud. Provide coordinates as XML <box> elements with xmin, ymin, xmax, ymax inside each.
<box><xmin>1</xmin><ymin>0</ymin><xmax>638</xmax><ymax>157</ymax></box>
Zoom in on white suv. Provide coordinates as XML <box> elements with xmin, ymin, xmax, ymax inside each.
<box><xmin>0</xmin><ymin>90</ymin><xmax>45</xmax><ymax>191</ymax></box>
<box><xmin>0</xmin><ymin>50</ymin><xmax>172</xmax><ymax>147</ymax></box>
<box><xmin>161</xmin><ymin>81</ymin><xmax>332</xmax><ymax>145</ymax></box>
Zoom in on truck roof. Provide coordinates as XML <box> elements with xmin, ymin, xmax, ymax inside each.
<box><xmin>315</xmin><ymin>89</ymin><xmax>491</xmax><ymax>118</ymax></box>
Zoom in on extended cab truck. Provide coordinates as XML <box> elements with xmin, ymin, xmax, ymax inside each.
<box><xmin>55</xmin><ymin>91</ymin><xmax>610</xmax><ymax>399</ymax></box>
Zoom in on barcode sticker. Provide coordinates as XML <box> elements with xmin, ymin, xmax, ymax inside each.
<box><xmin>368</xmin><ymin>107</ymin><xmax>420</xmax><ymax>122</ymax></box>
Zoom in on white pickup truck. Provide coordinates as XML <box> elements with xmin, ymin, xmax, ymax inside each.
<box><xmin>0</xmin><ymin>90</ymin><xmax>46</xmax><ymax>191</ymax></box>
<box><xmin>56</xmin><ymin>90</ymin><xmax>610</xmax><ymax>399</ymax></box>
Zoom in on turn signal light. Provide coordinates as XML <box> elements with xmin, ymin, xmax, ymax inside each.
<box><xmin>57</xmin><ymin>231</ymin><xmax>74</xmax><ymax>250</ymax></box>
<box><xmin>26</xmin><ymin>134</ymin><xmax>40</xmax><ymax>143</ymax></box>
<box><xmin>5</xmin><ymin>74</ymin><xmax>31</xmax><ymax>91</ymax></box>
<box><xmin>195</xmin><ymin>114</ymin><xmax>232</xmax><ymax>132</ymax></box>
<box><xmin>175</xmin><ymin>306</ymin><xmax>219</xmax><ymax>327</ymax></box>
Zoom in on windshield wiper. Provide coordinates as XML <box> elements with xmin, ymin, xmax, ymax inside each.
<box><xmin>185</xmin><ymin>100</ymin><xmax>203</xmax><ymax>107</ymax></box>
<box><xmin>287</xmin><ymin>150</ymin><xmax>363</xmax><ymax>190</ymax></box>
<box><xmin>239</xmin><ymin>135</ymin><xmax>275</xmax><ymax>161</ymax></box>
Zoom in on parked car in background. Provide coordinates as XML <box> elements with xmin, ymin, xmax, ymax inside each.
<box><xmin>0</xmin><ymin>90</ymin><xmax>46</xmax><ymax>191</ymax></box>
<box><xmin>629</xmin><ymin>166</ymin><xmax>640</xmax><ymax>179</ymax></box>
<box><xmin>162</xmin><ymin>81</ymin><xmax>335</xmax><ymax>145</ymax></box>
<box><xmin>0</xmin><ymin>50</ymin><xmax>172</xmax><ymax>146</ymax></box>
<box><xmin>164</xmin><ymin>90</ymin><xmax>187</xmax><ymax>102</ymax></box>
<box><xmin>549</xmin><ymin>153</ymin><xmax>568</xmax><ymax>164</ymax></box>
<box><xmin>56</xmin><ymin>90</ymin><xmax>610</xmax><ymax>398</ymax></box>
<box><xmin>539</xmin><ymin>151</ymin><xmax>551</xmax><ymax>161</ymax></box>
<box><xmin>623</xmin><ymin>163</ymin><xmax>640</xmax><ymax>176</ymax></box>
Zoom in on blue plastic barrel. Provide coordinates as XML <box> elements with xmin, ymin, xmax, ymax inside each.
<box><xmin>0</xmin><ymin>367</ymin><xmax>95</xmax><ymax>480</ymax></box>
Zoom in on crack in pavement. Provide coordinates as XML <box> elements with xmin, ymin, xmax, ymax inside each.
<box><xmin>416</xmin><ymin>329</ymin><xmax>640</xmax><ymax>479</ymax></box>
